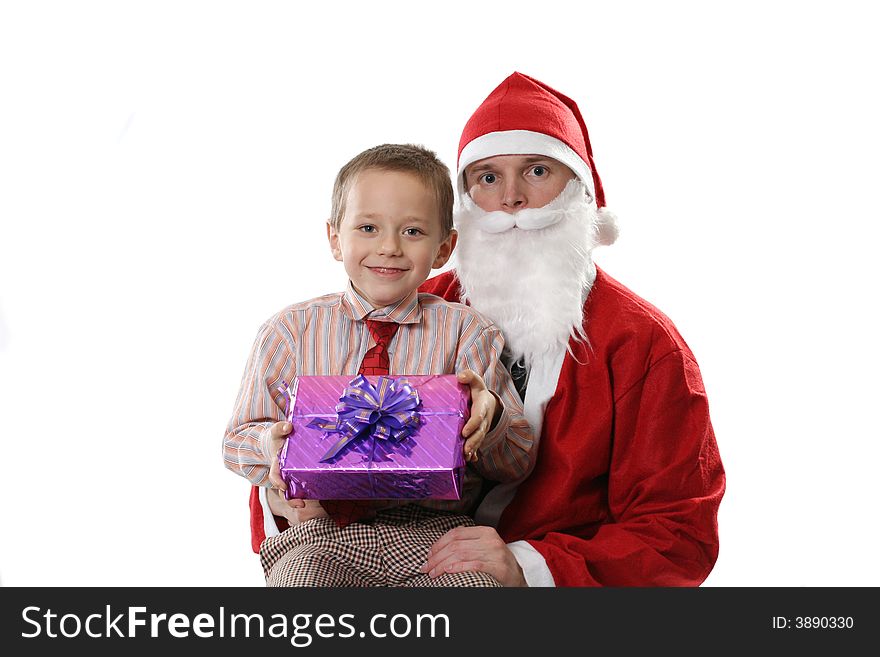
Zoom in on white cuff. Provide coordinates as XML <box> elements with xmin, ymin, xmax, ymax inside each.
<box><xmin>507</xmin><ymin>540</ymin><xmax>555</xmax><ymax>587</ymax></box>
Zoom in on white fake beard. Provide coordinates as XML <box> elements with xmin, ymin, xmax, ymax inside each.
<box><xmin>453</xmin><ymin>180</ymin><xmax>601</xmax><ymax>370</ymax></box>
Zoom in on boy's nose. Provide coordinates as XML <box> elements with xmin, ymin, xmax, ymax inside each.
<box><xmin>376</xmin><ymin>234</ymin><xmax>403</xmax><ymax>256</ymax></box>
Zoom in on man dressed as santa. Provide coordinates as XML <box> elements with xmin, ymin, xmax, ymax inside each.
<box><xmin>418</xmin><ymin>72</ymin><xmax>726</xmax><ymax>586</ymax></box>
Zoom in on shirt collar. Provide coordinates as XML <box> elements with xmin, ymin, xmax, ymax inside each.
<box><xmin>342</xmin><ymin>282</ymin><xmax>422</xmax><ymax>324</ymax></box>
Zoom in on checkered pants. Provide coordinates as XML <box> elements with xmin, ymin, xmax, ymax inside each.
<box><xmin>259</xmin><ymin>505</ymin><xmax>502</xmax><ymax>587</ymax></box>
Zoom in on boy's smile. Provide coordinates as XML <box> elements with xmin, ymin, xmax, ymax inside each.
<box><xmin>328</xmin><ymin>169</ymin><xmax>456</xmax><ymax>309</ymax></box>
<box><xmin>368</xmin><ymin>266</ymin><xmax>408</xmax><ymax>277</ymax></box>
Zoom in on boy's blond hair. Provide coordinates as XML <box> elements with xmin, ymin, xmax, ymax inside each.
<box><xmin>330</xmin><ymin>144</ymin><xmax>454</xmax><ymax>238</ymax></box>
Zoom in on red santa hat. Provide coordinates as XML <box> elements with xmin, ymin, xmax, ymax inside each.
<box><xmin>458</xmin><ymin>72</ymin><xmax>607</xmax><ymax>208</ymax></box>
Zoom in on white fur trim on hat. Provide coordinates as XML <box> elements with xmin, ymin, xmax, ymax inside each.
<box><xmin>458</xmin><ymin>130</ymin><xmax>595</xmax><ymax>201</ymax></box>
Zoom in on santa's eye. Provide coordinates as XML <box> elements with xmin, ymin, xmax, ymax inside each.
<box><xmin>480</xmin><ymin>173</ymin><xmax>497</xmax><ymax>185</ymax></box>
<box><xmin>531</xmin><ymin>165</ymin><xmax>547</xmax><ymax>177</ymax></box>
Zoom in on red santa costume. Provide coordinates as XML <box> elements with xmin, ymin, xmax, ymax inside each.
<box><xmin>419</xmin><ymin>72</ymin><xmax>725</xmax><ymax>586</ymax></box>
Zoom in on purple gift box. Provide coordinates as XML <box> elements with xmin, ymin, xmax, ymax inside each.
<box><xmin>278</xmin><ymin>374</ymin><xmax>469</xmax><ymax>500</ymax></box>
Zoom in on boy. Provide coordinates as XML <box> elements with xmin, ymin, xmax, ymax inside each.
<box><xmin>223</xmin><ymin>144</ymin><xmax>534</xmax><ymax>587</ymax></box>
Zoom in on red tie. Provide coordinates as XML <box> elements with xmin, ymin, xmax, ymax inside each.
<box><xmin>358</xmin><ymin>320</ymin><xmax>399</xmax><ymax>375</ymax></box>
<box><xmin>321</xmin><ymin>319</ymin><xmax>400</xmax><ymax>527</ymax></box>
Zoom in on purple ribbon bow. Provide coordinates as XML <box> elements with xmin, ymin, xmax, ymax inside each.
<box><xmin>306</xmin><ymin>375</ymin><xmax>423</xmax><ymax>462</ymax></box>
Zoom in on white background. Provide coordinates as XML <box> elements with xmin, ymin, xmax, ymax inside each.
<box><xmin>1</xmin><ymin>0</ymin><xmax>878</xmax><ymax>587</ymax></box>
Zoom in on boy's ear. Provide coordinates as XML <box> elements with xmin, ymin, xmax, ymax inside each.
<box><xmin>327</xmin><ymin>221</ymin><xmax>343</xmax><ymax>262</ymax></box>
<box><xmin>432</xmin><ymin>229</ymin><xmax>458</xmax><ymax>269</ymax></box>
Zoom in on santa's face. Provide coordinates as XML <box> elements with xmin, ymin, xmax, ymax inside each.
<box><xmin>464</xmin><ymin>155</ymin><xmax>576</xmax><ymax>213</ymax></box>
<box><xmin>453</xmin><ymin>174</ymin><xmax>598</xmax><ymax>368</ymax></box>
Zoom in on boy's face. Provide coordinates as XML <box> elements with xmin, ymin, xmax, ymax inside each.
<box><xmin>328</xmin><ymin>169</ymin><xmax>456</xmax><ymax>309</ymax></box>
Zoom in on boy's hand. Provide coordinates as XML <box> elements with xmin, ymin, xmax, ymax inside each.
<box><xmin>265</xmin><ymin>421</ymin><xmax>330</xmax><ymax>524</ymax></box>
<box><xmin>457</xmin><ymin>369</ymin><xmax>502</xmax><ymax>462</ymax></box>
<box><xmin>267</xmin><ymin>421</ymin><xmax>293</xmax><ymax>493</ymax></box>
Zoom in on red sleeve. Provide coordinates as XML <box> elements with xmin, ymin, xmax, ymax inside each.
<box><xmin>419</xmin><ymin>271</ymin><xmax>463</xmax><ymax>303</ymax></box>
<box><xmin>527</xmin><ymin>351</ymin><xmax>725</xmax><ymax>586</ymax></box>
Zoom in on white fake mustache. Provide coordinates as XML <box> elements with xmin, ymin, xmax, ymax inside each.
<box><xmin>458</xmin><ymin>179</ymin><xmax>587</xmax><ymax>234</ymax></box>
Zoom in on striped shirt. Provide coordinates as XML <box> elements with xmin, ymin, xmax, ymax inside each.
<box><xmin>223</xmin><ymin>283</ymin><xmax>534</xmax><ymax>514</ymax></box>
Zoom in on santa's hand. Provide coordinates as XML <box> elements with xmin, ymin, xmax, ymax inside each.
<box><xmin>457</xmin><ymin>369</ymin><xmax>501</xmax><ymax>462</ymax></box>
<box><xmin>420</xmin><ymin>525</ymin><xmax>527</xmax><ymax>587</ymax></box>
<box><xmin>267</xmin><ymin>490</ymin><xmax>327</xmax><ymax>524</ymax></box>
<box><xmin>289</xmin><ymin>499</ymin><xmax>329</xmax><ymax>524</ymax></box>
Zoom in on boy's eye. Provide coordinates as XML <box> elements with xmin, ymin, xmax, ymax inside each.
<box><xmin>404</xmin><ymin>228</ymin><xmax>424</xmax><ymax>236</ymax></box>
<box><xmin>480</xmin><ymin>173</ymin><xmax>497</xmax><ymax>185</ymax></box>
<box><xmin>358</xmin><ymin>225</ymin><xmax>376</xmax><ymax>233</ymax></box>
